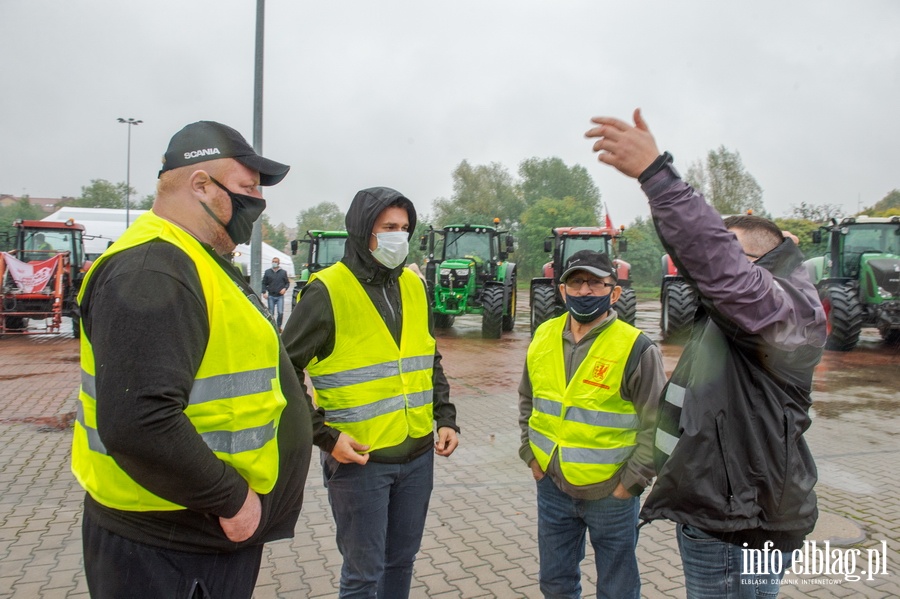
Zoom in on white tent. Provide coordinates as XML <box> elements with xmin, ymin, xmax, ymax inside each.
<box><xmin>42</xmin><ymin>207</ymin><xmax>295</xmax><ymax>278</ymax></box>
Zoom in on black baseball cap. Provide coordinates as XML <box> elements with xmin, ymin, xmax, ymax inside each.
<box><xmin>158</xmin><ymin>121</ymin><xmax>290</xmax><ymax>186</ymax></box>
<box><xmin>560</xmin><ymin>250</ymin><xmax>618</xmax><ymax>283</ymax></box>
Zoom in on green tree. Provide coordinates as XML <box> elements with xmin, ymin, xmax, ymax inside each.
<box><xmin>618</xmin><ymin>216</ymin><xmax>665</xmax><ymax>291</ymax></box>
<box><xmin>789</xmin><ymin>201</ymin><xmax>843</xmax><ymax>222</ymax></box>
<box><xmin>863</xmin><ymin>189</ymin><xmax>900</xmax><ymax>216</ymax></box>
<box><xmin>518</xmin><ymin>196</ymin><xmax>599</xmax><ymax>278</ymax></box>
<box><xmin>0</xmin><ymin>196</ymin><xmax>44</xmax><ymax>251</ymax></box>
<box><xmin>261</xmin><ymin>214</ymin><xmax>289</xmax><ymax>253</ymax></box>
<box><xmin>433</xmin><ymin>161</ymin><xmax>522</xmax><ymax>228</ymax></box>
<box><xmin>685</xmin><ymin>146</ymin><xmax>764</xmax><ymax>215</ymax></box>
<box><xmin>518</xmin><ymin>157</ymin><xmax>601</xmax><ymax>208</ymax></box>
<box><xmin>514</xmin><ymin>157</ymin><xmax>606</xmax><ymax>277</ymax></box>
<box><xmin>295</xmin><ymin>201</ymin><xmax>345</xmax><ymax>235</ymax></box>
<box><xmin>136</xmin><ymin>193</ymin><xmax>156</xmax><ymax>210</ymax></box>
<box><xmin>65</xmin><ymin>179</ymin><xmax>134</xmax><ymax>209</ymax></box>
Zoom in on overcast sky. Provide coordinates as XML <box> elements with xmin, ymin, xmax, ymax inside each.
<box><xmin>3</xmin><ymin>1</ymin><xmax>899</xmax><ymax>230</ymax></box>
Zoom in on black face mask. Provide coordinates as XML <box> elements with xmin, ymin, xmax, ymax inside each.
<box><xmin>201</xmin><ymin>176</ymin><xmax>266</xmax><ymax>246</ymax></box>
<box><xmin>565</xmin><ymin>292</ymin><xmax>612</xmax><ymax>324</ymax></box>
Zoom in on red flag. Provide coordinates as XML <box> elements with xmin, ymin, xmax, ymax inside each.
<box><xmin>604</xmin><ymin>203</ymin><xmax>614</xmax><ymax>229</ymax></box>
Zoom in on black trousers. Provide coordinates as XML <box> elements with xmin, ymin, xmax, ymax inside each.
<box><xmin>82</xmin><ymin>510</ymin><xmax>264</xmax><ymax>599</ymax></box>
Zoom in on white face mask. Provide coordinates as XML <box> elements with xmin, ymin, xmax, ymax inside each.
<box><xmin>370</xmin><ymin>231</ymin><xmax>409</xmax><ymax>269</ymax></box>
<box><xmin>271</xmin><ymin>262</ymin><xmax>279</xmax><ymax>269</ymax></box>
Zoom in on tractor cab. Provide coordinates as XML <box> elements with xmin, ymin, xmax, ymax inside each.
<box><xmin>530</xmin><ymin>225</ymin><xmax>635</xmax><ymax>335</ymax></box>
<box><xmin>290</xmin><ymin>230</ymin><xmax>348</xmax><ymax>306</ymax></box>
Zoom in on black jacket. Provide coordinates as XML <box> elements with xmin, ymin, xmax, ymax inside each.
<box><xmin>638</xmin><ymin>167</ymin><xmax>826</xmax><ymax>550</ymax></box>
<box><xmin>282</xmin><ymin>187</ymin><xmax>457</xmax><ymax>462</ymax></box>
<box><xmin>262</xmin><ymin>266</ymin><xmax>290</xmax><ymax>295</ymax></box>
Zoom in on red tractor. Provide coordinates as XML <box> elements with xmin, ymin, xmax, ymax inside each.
<box><xmin>529</xmin><ymin>225</ymin><xmax>636</xmax><ymax>335</ymax></box>
<box><xmin>0</xmin><ymin>219</ymin><xmax>89</xmax><ymax>337</ymax></box>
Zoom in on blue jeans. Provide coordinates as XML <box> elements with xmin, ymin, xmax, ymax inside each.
<box><xmin>536</xmin><ymin>476</ymin><xmax>640</xmax><ymax>599</ymax></box>
<box><xmin>267</xmin><ymin>293</ymin><xmax>284</xmax><ymax>328</ymax></box>
<box><xmin>677</xmin><ymin>524</ymin><xmax>789</xmax><ymax>599</ymax></box>
<box><xmin>321</xmin><ymin>450</ymin><xmax>434</xmax><ymax>599</ymax></box>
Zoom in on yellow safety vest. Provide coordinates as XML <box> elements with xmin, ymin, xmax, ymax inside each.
<box><xmin>528</xmin><ymin>314</ymin><xmax>641</xmax><ymax>486</ymax></box>
<box><xmin>307</xmin><ymin>262</ymin><xmax>435</xmax><ymax>450</ymax></box>
<box><xmin>71</xmin><ymin>211</ymin><xmax>286</xmax><ymax>511</ymax></box>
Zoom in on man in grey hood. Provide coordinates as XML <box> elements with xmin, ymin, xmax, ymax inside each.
<box><xmin>283</xmin><ymin>186</ymin><xmax>459</xmax><ymax>599</ymax></box>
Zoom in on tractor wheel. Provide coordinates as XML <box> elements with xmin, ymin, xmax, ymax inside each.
<box><xmin>5</xmin><ymin>316</ymin><xmax>27</xmax><ymax>331</ymax></box>
<box><xmin>660</xmin><ymin>282</ymin><xmax>696</xmax><ymax>343</ymax></box>
<box><xmin>434</xmin><ymin>313</ymin><xmax>456</xmax><ymax>329</ymax></box>
<box><xmin>502</xmin><ymin>283</ymin><xmax>516</xmax><ymax>332</ymax></box>
<box><xmin>481</xmin><ymin>286</ymin><xmax>504</xmax><ymax>339</ymax></box>
<box><xmin>881</xmin><ymin>328</ymin><xmax>900</xmax><ymax>346</ymax></box>
<box><xmin>822</xmin><ymin>285</ymin><xmax>863</xmax><ymax>351</ymax></box>
<box><xmin>614</xmin><ymin>287</ymin><xmax>637</xmax><ymax>326</ymax></box>
<box><xmin>530</xmin><ymin>284</ymin><xmax>558</xmax><ymax>336</ymax></box>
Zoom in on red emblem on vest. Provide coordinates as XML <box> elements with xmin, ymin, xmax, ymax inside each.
<box><xmin>592</xmin><ymin>361</ymin><xmax>610</xmax><ymax>380</ymax></box>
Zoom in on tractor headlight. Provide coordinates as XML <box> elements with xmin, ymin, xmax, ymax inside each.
<box><xmin>440</xmin><ymin>268</ymin><xmax>452</xmax><ymax>276</ymax></box>
<box><xmin>455</xmin><ymin>268</ymin><xmax>469</xmax><ymax>277</ymax></box>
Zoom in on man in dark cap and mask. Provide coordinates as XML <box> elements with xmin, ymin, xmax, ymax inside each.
<box><xmin>518</xmin><ymin>249</ymin><xmax>665</xmax><ymax>599</ymax></box>
<box><xmin>283</xmin><ymin>186</ymin><xmax>459</xmax><ymax>599</ymax></box>
<box><xmin>72</xmin><ymin>121</ymin><xmax>313</xmax><ymax>598</ymax></box>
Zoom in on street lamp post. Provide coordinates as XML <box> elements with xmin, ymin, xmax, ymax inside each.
<box><xmin>117</xmin><ymin>117</ymin><xmax>142</xmax><ymax>227</ymax></box>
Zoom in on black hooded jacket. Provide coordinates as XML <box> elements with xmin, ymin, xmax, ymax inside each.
<box><xmin>282</xmin><ymin>187</ymin><xmax>457</xmax><ymax>462</ymax></box>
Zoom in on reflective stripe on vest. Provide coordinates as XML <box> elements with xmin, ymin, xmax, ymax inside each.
<box><xmin>306</xmin><ymin>263</ymin><xmax>435</xmax><ymax>451</ymax></box>
<box><xmin>527</xmin><ymin>314</ymin><xmax>642</xmax><ymax>486</ymax></box>
<box><xmin>71</xmin><ymin>211</ymin><xmax>286</xmax><ymax>512</ymax></box>
<box><xmin>310</xmin><ymin>355</ymin><xmax>432</xmax><ymax>390</ymax></box>
<box><xmin>654</xmin><ymin>382</ymin><xmax>686</xmax><ymax>458</ymax></box>
<box><xmin>78</xmin><ymin>371</ymin><xmax>278</xmax><ymax>454</ymax></box>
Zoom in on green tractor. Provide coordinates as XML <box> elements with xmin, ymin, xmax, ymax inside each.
<box><xmin>290</xmin><ymin>230</ymin><xmax>348</xmax><ymax>307</ymax></box>
<box><xmin>419</xmin><ymin>221</ymin><xmax>517</xmax><ymax>339</ymax></box>
<box><xmin>804</xmin><ymin>215</ymin><xmax>900</xmax><ymax>350</ymax></box>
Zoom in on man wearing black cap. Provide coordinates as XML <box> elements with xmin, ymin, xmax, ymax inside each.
<box><xmin>72</xmin><ymin>121</ymin><xmax>313</xmax><ymax>598</ymax></box>
<box><xmin>518</xmin><ymin>249</ymin><xmax>665</xmax><ymax>599</ymax></box>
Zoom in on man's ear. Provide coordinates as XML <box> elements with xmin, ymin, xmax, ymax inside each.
<box><xmin>610</xmin><ymin>285</ymin><xmax>623</xmax><ymax>304</ymax></box>
<box><xmin>189</xmin><ymin>170</ymin><xmax>214</xmax><ymax>202</ymax></box>
<box><xmin>558</xmin><ymin>284</ymin><xmax>567</xmax><ymax>303</ymax></box>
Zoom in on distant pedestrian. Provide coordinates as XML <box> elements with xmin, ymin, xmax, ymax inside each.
<box><xmin>72</xmin><ymin>120</ymin><xmax>313</xmax><ymax>599</ymax></box>
<box><xmin>519</xmin><ymin>249</ymin><xmax>665</xmax><ymax>599</ymax></box>
<box><xmin>586</xmin><ymin>109</ymin><xmax>826</xmax><ymax>598</ymax></box>
<box><xmin>262</xmin><ymin>256</ymin><xmax>290</xmax><ymax>330</ymax></box>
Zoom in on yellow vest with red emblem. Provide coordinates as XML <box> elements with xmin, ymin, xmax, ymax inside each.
<box><xmin>528</xmin><ymin>314</ymin><xmax>641</xmax><ymax>486</ymax></box>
